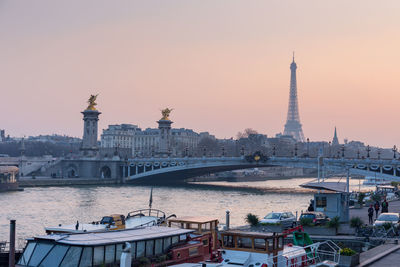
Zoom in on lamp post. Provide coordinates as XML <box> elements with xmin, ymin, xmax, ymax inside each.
<box><xmin>306</xmin><ymin>138</ymin><xmax>310</xmax><ymax>157</ymax></box>
<box><xmin>272</xmin><ymin>145</ymin><xmax>276</xmax><ymax>157</ymax></box>
<box><xmin>294</xmin><ymin>143</ymin><xmax>298</xmax><ymax>157</ymax></box>
<box><xmin>393</xmin><ymin>145</ymin><xmax>397</xmax><ymax>159</ymax></box>
<box><xmin>221</xmin><ymin>146</ymin><xmax>225</xmax><ymax>157</ymax></box>
<box><xmin>341</xmin><ymin>145</ymin><xmax>345</xmax><ymax>158</ymax></box>
<box><xmin>377</xmin><ymin>149</ymin><xmax>381</xmax><ymax>160</ymax></box>
<box><xmin>357</xmin><ymin>150</ymin><xmax>360</xmax><ymax>159</ymax></box>
<box><xmin>366</xmin><ymin>145</ymin><xmax>371</xmax><ymax>159</ymax></box>
<box><xmin>328</xmin><ymin>141</ymin><xmax>331</xmax><ymax>158</ymax></box>
<box><xmin>240</xmin><ymin>146</ymin><xmax>245</xmax><ymax>156</ymax></box>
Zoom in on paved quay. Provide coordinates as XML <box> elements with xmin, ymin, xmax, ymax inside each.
<box><xmin>19</xmin><ymin>177</ymin><xmax>119</xmax><ymax>187</ymax></box>
<box><xmin>350</xmin><ymin>199</ymin><xmax>400</xmax><ymax>224</ymax></box>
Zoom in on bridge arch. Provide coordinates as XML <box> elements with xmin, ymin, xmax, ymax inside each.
<box><xmin>100</xmin><ymin>165</ymin><xmax>112</xmax><ymax>179</ymax></box>
<box><xmin>66</xmin><ymin>164</ymin><xmax>78</xmax><ymax>178</ymax></box>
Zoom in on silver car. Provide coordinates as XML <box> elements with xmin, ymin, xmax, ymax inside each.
<box><xmin>260</xmin><ymin>212</ymin><xmax>296</xmax><ymax>227</ymax></box>
<box><xmin>374</xmin><ymin>213</ymin><xmax>400</xmax><ymax>227</ymax></box>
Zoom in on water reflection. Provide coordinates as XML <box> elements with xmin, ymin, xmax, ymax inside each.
<box><xmin>0</xmin><ymin>177</ymin><xmax>372</xmax><ymax>241</ymax></box>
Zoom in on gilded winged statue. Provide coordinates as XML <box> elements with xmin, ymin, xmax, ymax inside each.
<box><xmin>87</xmin><ymin>94</ymin><xmax>98</xmax><ymax>110</ymax></box>
<box><xmin>161</xmin><ymin>108</ymin><xmax>173</xmax><ymax>120</ymax></box>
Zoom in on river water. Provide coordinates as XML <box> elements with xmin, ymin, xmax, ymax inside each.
<box><xmin>0</xmin><ymin>177</ymin><xmax>372</xmax><ymax>241</ymax></box>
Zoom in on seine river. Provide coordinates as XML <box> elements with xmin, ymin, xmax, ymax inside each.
<box><xmin>0</xmin><ymin>177</ymin><xmax>370</xmax><ymax>241</ymax></box>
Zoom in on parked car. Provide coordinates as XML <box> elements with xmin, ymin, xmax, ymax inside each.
<box><xmin>299</xmin><ymin>212</ymin><xmax>330</xmax><ymax>226</ymax></box>
<box><xmin>260</xmin><ymin>212</ymin><xmax>296</xmax><ymax>227</ymax></box>
<box><xmin>374</xmin><ymin>213</ymin><xmax>400</xmax><ymax>227</ymax></box>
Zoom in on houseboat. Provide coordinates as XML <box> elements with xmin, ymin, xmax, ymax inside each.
<box><xmin>170</xmin><ymin>230</ymin><xmax>340</xmax><ymax>267</ymax></box>
<box><xmin>45</xmin><ymin>209</ymin><xmax>174</xmax><ymax>234</ymax></box>
<box><xmin>17</xmin><ymin>224</ymin><xmax>217</xmax><ymax>267</ymax></box>
<box><xmin>0</xmin><ymin>166</ymin><xmax>22</xmax><ymax>192</ymax></box>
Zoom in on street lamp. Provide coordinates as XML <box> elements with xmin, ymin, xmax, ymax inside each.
<box><xmin>393</xmin><ymin>145</ymin><xmax>397</xmax><ymax>159</ymax></box>
<box><xmin>294</xmin><ymin>143</ymin><xmax>298</xmax><ymax>157</ymax></box>
<box><xmin>307</xmin><ymin>138</ymin><xmax>310</xmax><ymax>157</ymax></box>
<box><xmin>341</xmin><ymin>145</ymin><xmax>345</xmax><ymax>158</ymax></box>
<box><xmin>272</xmin><ymin>145</ymin><xmax>276</xmax><ymax>156</ymax></box>
<box><xmin>357</xmin><ymin>150</ymin><xmax>360</xmax><ymax>159</ymax></box>
<box><xmin>366</xmin><ymin>145</ymin><xmax>371</xmax><ymax>159</ymax></box>
<box><xmin>377</xmin><ymin>149</ymin><xmax>381</xmax><ymax>160</ymax></box>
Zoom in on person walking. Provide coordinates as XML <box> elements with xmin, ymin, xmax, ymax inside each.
<box><xmin>368</xmin><ymin>204</ymin><xmax>374</xmax><ymax>224</ymax></box>
<box><xmin>381</xmin><ymin>197</ymin><xmax>389</xmax><ymax>213</ymax></box>
<box><xmin>374</xmin><ymin>201</ymin><xmax>380</xmax><ymax>219</ymax></box>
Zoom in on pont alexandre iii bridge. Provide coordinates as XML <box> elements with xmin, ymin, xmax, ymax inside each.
<box><xmin>45</xmin><ymin>152</ymin><xmax>400</xmax><ymax>184</ymax></box>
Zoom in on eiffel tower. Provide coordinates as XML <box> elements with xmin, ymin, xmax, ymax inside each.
<box><xmin>283</xmin><ymin>53</ymin><xmax>305</xmax><ymax>142</ymax></box>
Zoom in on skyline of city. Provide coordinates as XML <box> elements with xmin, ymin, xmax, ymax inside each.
<box><xmin>1</xmin><ymin>1</ymin><xmax>400</xmax><ymax>147</ymax></box>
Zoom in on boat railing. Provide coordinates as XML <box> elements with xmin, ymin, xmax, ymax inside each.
<box><xmin>127</xmin><ymin>209</ymin><xmax>166</xmax><ymax>219</ymax></box>
<box><xmin>0</xmin><ymin>237</ymin><xmax>27</xmax><ymax>252</ymax></box>
<box><xmin>270</xmin><ymin>240</ymin><xmax>340</xmax><ymax>266</ymax></box>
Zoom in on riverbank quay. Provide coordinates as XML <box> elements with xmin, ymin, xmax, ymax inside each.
<box><xmin>350</xmin><ymin>199</ymin><xmax>400</xmax><ymax>224</ymax></box>
<box><xmin>18</xmin><ymin>177</ymin><xmax>119</xmax><ymax>187</ymax></box>
<box><xmin>357</xmin><ymin>242</ymin><xmax>400</xmax><ymax>267</ymax></box>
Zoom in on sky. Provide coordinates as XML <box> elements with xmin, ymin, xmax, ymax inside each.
<box><xmin>1</xmin><ymin>1</ymin><xmax>400</xmax><ymax>147</ymax></box>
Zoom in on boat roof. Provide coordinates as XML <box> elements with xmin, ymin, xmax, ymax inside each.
<box><xmin>168</xmin><ymin>216</ymin><xmax>218</xmax><ymax>224</ymax></box>
<box><xmin>34</xmin><ymin>226</ymin><xmax>194</xmax><ymax>246</ymax></box>
<box><xmin>300</xmin><ymin>181</ymin><xmax>347</xmax><ymax>192</ymax></box>
<box><xmin>221</xmin><ymin>230</ymin><xmax>284</xmax><ymax>239</ymax></box>
<box><xmin>0</xmin><ymin>166</ymin><xmax>18</xmax><ymax>173</ymax></box>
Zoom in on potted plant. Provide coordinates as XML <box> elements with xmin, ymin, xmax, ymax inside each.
<box><xmin>350</xmin><ymin>217</ymin><xmax>364</xmax><ymax>232</ymax></box>
<box><xmin>245</xmin><ymin>213</ymin><xmax>259</xmax><ymax>227</ymax></box>
<box><xmin>339</xmin><ymin>247</ymin><xmax>359</xmax><ymax>266</ymax></box>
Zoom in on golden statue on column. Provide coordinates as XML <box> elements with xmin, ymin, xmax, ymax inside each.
<box><xmin>161</xmin><ymin>108</ymin><xmax>173</xmax><ymax>120</ymax></box>
<box><xmin>86</xmin><ymin>94</ymin><xmax>98</xmax><ymax>111</ymax></box>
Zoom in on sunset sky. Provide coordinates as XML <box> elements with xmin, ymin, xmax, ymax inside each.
<box><xmin>1</xmin><ymin>1</ymin><xmax>400</xmax><ymax>147</ymax></box>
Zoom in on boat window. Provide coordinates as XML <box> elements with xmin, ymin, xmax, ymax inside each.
<box><xmin>18</xmin><ymin>241</ymin><xmax>36</xmax><ymax>265</ymax></box>
<box><xmin>268</xmin><ymin>240</ymin><xmax>274</xmax><ymax>252</ymax></box>
<box><xmin>116</xmin><ymin>244</ymin><xmax>123</xmax><ymax>261</ymax></box>
<box><xmin>237</xmin><ymin>237</ymin><xmax>252</xmax><ymax>249</ymax></box>
<box><xmin>163</xmin><ymin>237</ymin><xmax>172</xmax><ymax>251</ymax></box>
<box><xmin>201</xmin><ymin>223</ymin><xmax>211</xmax><ymax>231</ymax></box>
<box><xmin>155</xmin><ymin>239</ymin><xmax>163</xmax><ymax>255</ymax></box>
<box><xmin>189</xmin><ymin>247</ymin><xmax>198</xmax><ymax>256</ymax></box>
<box><xmin>254</xmin><ymin>239</ymin><xmax>266</xmax><ymax>251</ymax></box>
<box><xmin>78</xmin><ymin>247</ymin><xmax>93</xmax><ymax>267</ymax></box>
<box><xmin>180</xmin><ymin>234</ymin><xmax>187</xmax><ymax>241</ymax></box>
<box><xmin>172</xmin><ymin>235</ymin><xmax>179</xmax><ymax>245</ymax></box>
<box><xmin>28</xmin><ymin>243</ymin><xmax>53</xmax><ymax>266</ymax></box>
<box><xmin>278</xmin><ymin>237</ymin><xmax>284</xmax><ymax>249</ymax></box>
<box><xmin>93</xmin><ymin>246</ymin><xmax>104</xmax><ymax>266</ymax></box>
<box><xmin>40</xmin><ymin>245</ymin><xmax>69</xmax><ymax>267</ymax></box>
<box><xmin>60</xmin><ymin>246</ymin><xmax>82</xmax><ymax>267</ymax></box>
<box><xmin>130</xmin><ymin>242</ymin><xmax>136</xmax><ymax>259</ymax></box>
<box><xmin>100</xmin><ymin>216</ymin><xmax>113</xmax><ymax>224</ymax></box>
<box><xmin>146</xmin><ymin>240</ymin><xmax>154</xmax><ymax>256</ymax></box>
<box><xmin>223</xmin><ymin>235</ymin><xmax>234</xmax><ymax>248</ymax></box>
<box><xmin>202</xmin><ymin>239</ymin><xmax>208</xmax><ymax>246</ymax></box>
<box><xmin>137</xmin><ymin>241</ymin><xmax>145</xmax><ymax>257</ymax></box>
<box><xmin>105</xmin><ymin>245</ymin><xmax>115</xmax><ymax>264</ymax></box>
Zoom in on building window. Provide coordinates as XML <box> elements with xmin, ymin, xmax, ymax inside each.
<box><xmin>316</xmin><ymin>196</ymin><xmax>327</xmax><ymax>208</ymax></box>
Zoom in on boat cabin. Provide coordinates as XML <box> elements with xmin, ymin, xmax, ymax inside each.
<box><xmin>0</xmin><ymin>166</ymin><xmax>20</xmax><ymax>191</ymax></box>
<box><xmin>220</xmin><ymin>230</ymin><xmax>285</xmax><ymax>256</ymax></box>
<box><xmin>45</xmin><ymin>214</ymin><xmax>127</xmax><ymax>234</ymax></box>
<box><xmin>18</xmin><ymin>226</ymin><xmax>197</xmax><ymax>267</ymax></box>
<box><xmin>168</xmin><ymin>217</ymin><xmax>219</xmax><ymax>251</ymax></box>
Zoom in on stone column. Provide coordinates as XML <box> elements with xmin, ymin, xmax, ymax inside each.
<box><xmin>157</xmin><ymin>119</ymin><xmax>173</xmax><ymax>156</ymax></box>
<box><xmin>80</xmin><ymin>109</ymin><xmax>101</xmax><ymax>157</ymax></box>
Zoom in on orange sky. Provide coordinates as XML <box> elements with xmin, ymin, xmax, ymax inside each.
<box><xmin>1</xmin><ymin>1</ymin><xmax>400</xmax><ymax>147</ymax></box>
